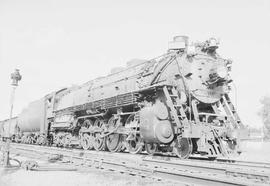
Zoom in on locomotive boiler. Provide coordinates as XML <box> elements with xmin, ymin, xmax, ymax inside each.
<box><xmin>1</xmin><ymin>36</ymin><xmax>248</xmax><ymax>159</ymax></box>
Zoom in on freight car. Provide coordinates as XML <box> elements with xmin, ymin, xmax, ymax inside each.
<box><xmin>0</xmin><ymin>117</ymin><xmax>19</xmax><ymax>142</ymax></box>
<box><xmin>0</xmin><ymin>36</ymin><xmax>248</xmax><ymax>159</ymax></box>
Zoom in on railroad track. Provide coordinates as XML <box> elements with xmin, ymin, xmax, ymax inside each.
<box><xmin>4</xmin><ymin>143</ymin><xmax>270</xmax><ymax>186</ymax></box>
<box><xmin>216</xmin><ymin>158</ymin><xmax>270</xmax><ymax>169</ymax></box>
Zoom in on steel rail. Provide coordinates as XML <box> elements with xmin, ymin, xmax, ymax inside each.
<box><xmin>142</xmin><ymin>157</ymin><xmax>270</xmax><ymax>183</ymax></box>
<box><xmin>8</xmin><ymin>142</ymin><xmax>270</xmax><ymax>171</ymax></box>
<box><xmin>187</xmin><ymin>155</ymin><xmax>270</xmax><ymax>169</ymax></box>
<box><xmin>216</xmin><ymin>158</ymin><xmax>270</xmax><ymax>168</ymax></box>
<box><xmin>6</xmin><ymin>143</ymin><xmax>270</xmax><ymax>186</ymax></box>
<box><xmin>10</xmin><ymin>142</ymin><xmax>270</xmax><ymax>171</ymax></box>
<box><xmin>154</xmin><ymin>155</ymin><xmax>270</xmax><ymax>170</ymax></box>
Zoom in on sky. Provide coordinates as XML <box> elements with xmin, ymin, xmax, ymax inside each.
<box><xmin>0</xmin><ymin>0</ymin><xmax>269</xmax><ymax>128</ymax></box>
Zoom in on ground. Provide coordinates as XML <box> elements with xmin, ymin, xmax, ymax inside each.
<box><xmin>0</xmin><ymin>168</ymin><xmax>172</xmax><ymax>186</ymax></box>
<box><xmin>235</xmin><ymin>140</ymin><xmax>270</xmax><ymax>163</ymax></box>
<box><xmin>0</xmin><ymin>141</ymin><xmax>269</xmax><ymax>186</ymax></box>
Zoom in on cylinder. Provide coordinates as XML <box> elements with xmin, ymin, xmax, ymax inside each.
<box><xmin>140</xmin><ymin>106</ymin><xmax>174</xmax><ymax>144</ymax></box>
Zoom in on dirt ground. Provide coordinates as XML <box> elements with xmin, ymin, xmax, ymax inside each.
<box><xmin>0</xmin><ymin>141</ymin><xmax>269</xmax><ymax>186</ymax></box>
<box><xmin>0</xmin><ymin>156</ymin><xmax>179</xmax><ymax>186</ymax></box>
<box><xmin>0</xmin><ymin>168</ymin><xmax>175</xmax><ymax>186</ymax></box>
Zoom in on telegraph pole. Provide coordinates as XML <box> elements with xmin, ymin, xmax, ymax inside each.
<box><xmin>3</xmin><ymin>69</ymin><xmax>22</xmax><ymax>167</ymax></box>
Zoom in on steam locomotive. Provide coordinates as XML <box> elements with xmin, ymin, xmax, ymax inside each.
<box><xmin>0</xmin><ymin>36</ymin><xmax>248</xmax><ymax>159</ymax></box>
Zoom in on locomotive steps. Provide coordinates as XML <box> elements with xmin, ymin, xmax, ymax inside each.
<box><xmin>5</xmin><ymin>142</ymin><xmax>270</xmax><ymax>186</ymax></box>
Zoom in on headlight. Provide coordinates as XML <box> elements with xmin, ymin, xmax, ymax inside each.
<box><xmin>217</xmin><ymin>67</ymin><xmax>227</xmax><ymax>79</ymax></box>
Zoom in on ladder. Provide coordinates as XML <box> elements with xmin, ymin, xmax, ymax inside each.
<box><xmin>163</xmin><ymin>86</ymin><xmax>189</xmax><ymax>130</ymax></box>
<box><xmin>222</xmin><ymin>94</ymin><xmax>244</xmax><ymax>129</ymax></box>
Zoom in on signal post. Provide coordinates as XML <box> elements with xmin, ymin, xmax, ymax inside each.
<box><xmin>2</xmin><ymin>69</ymin><xmax>22</xmax><ymax>167</ymax></box>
